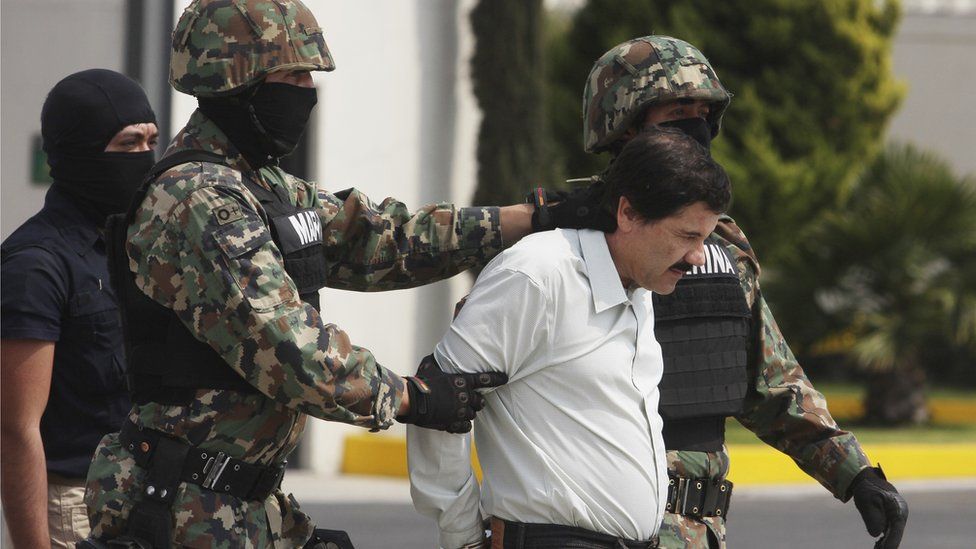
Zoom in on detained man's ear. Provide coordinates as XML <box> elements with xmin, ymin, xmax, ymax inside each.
<box><xmin>615</xmin><ymin>196</ymin><xmax>641</xmax><ymax>233</ymax></box>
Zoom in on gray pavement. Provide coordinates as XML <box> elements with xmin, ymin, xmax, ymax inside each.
<box><xmin>3</xmin><ymin>475</ymin><xmax>971</xmax><ymax>547</ymax></box>
<box><xmin>287</xmin><ymin>475</ymin><xmax>976</xmax><ymax>548</ymax></box>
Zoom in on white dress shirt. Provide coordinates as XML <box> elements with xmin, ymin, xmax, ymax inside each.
<box><xmin>408</xmin><ymin>229</ymin><xmax>668</xmax><ymax>549</ymax></box>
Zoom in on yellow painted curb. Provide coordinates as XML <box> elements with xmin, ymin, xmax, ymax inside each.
<box><xmin>342</xmin><ymin>434</ymin><xmax>976</xmax><ymax>483</ymax></box>
<box><xmin>727</xmin><ymin>443</ymin><xmax>976</xmax><ymax>485</ymax></box>
<box><xmin>342</xmin><ymin>434</ymin><xmax>409</xmax><ymax>477</ymax></box>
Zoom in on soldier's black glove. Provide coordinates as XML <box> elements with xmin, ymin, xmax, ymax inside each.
<box><xmin>850</xmin><ymin>465</ymin><xmax>908</xmax><ymax>548</ymax></box>
<box><xmin>397</xmin><ymin>354</ymin><xmax>507</xmax><ymax>434</ymax></box>
<box><xmin>304</xmin><ymin>528</ymin><xmax>354</xmax><ymax>549</ymax></box>
<box><xmin>528</xmin><ymin>179</ymin><xmax>617</xmax><ymax>233</ymax></box>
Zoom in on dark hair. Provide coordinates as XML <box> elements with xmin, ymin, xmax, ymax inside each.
<box><xmin>602</xmin><ymin>126</ymin><xmax>731</xmax><ymax>224</ymax></box>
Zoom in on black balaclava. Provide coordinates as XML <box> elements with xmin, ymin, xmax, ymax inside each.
<box><xmin>41</xmin><ymin>69</ymin><xmax>157</xmax><ymax>225</ymax></box>
<box><xmin>658</xmin><ymin>117</ymin><xmax>712</xmax><ymax>152</ymax></box>
<box><xmin>198</xmin><ymin>81</ymin><xmax>317</xmax><ymax>170</ymax></box>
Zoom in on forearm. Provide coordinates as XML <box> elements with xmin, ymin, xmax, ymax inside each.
<box><xmin>0</xmin><ymin>428</ymin><xmax>51</xmax><ymax>548</ymax></box>
<box><xmin>212</xmin><ymin>306</ymin><xmax>407</xmax><ymax>430</ymax></box>
<box><xmin>407</xmin><ymin>425</ymin><xmax>484</xmax><ymax>548</ymax></box>
<box><xmin>739</xmin><ymin>299</ymin><xmax>870</xmax><ymax>499</ymax></box>
<box><xmin>498</xmin><ymin>203</ymin><xmax>534</xmax><ymax>246</ymax></box>
<box><xmin>319</xmin><ymin>189</ymin><xmax>505</xmax><ymax>291</ymax></box>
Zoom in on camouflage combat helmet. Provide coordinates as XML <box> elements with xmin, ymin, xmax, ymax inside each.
<box><xmin>170</xmin><ymin>0</ymin><xmax>335</xmax><ymax>97</ymax></box>
<box><xmin>583</xmin><ymin>36</ymin><xmax>731</xmax><ymax>153</ymax></box>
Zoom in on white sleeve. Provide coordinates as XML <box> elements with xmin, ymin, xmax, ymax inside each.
<box><xmin>407</xmin><ymin>265</ymin><xmax>551</xmax><ymax>548</ymax></box>
<box><xmin>408</xmin><ymin>426</ymin><xmax>483</xmax><ymax>549</ymax></box>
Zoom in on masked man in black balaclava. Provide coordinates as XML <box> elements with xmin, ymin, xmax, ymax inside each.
<box><xmin>1</xmin><ymin>68</ymin><xmax>157</xmax><ymax>549</ymax></box>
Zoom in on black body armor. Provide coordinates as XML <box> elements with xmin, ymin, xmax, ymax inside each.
<box><xmin>653</xmin><ymin>236</ymin><xmax>751</xmax><ymax>452</ymax></box>
<box><xmin>108</xmin><ymin>150</ymin><xmax>327</xmax><ymax>405</ymax></box>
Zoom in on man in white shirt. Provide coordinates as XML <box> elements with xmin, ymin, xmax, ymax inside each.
<box><xmin>408</xmin><ymin>127</ymin><xmax>733</xmax><ymax>549</ymax></box>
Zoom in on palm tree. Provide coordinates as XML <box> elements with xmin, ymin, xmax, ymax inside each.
<box><xmin>790</xmin><ymin>142</ymin><xmax>976</xmax><ymax>424</ymax></box>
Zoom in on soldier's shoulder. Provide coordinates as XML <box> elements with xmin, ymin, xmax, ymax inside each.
<box><xmin>713</xmin><ymin>215</ymin><xmax>760</xmax><ymax>266</ymax></box>
<box><xmin>148</xmin><ymin>160</ymin><xmax>247</xmax><ymax>205</ymax></box>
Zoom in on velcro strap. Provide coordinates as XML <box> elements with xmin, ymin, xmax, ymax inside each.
<box><xmin>666</xmin><ymin>474</ymin><xmax>733</xmax><ymax>519</ymax></box>
<box><xmin>120</xmin><ymin>421</ymin><xmax>285</xmax><ymax>502</ymax></box>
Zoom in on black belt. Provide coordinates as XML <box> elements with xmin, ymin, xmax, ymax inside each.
<box><xmin>120</xmin><ymin>420</ymin><xmax>285</xmax><ymax>502</ymax></box>
<box><xmin>491</xmin><ymin>517</ymin><xmax>659</xmax><ymax>549</ymax></box>
<box><xmin>666</xmin><ymin>474</ymin><xmax>733</xmax><ymax>519</ymax></box>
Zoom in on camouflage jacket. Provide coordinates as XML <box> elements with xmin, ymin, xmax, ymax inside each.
<box><xmin>665</xmin><ymin>217</ymin><xmax>871</xmax><ymax>502</ymax></box>
<box><xmin>86</xmin><ymin>111</ymin><xmax>503</xmax><ymax>548</ymax></box>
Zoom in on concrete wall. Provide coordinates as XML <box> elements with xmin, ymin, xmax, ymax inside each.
<box><xmin>888</xmin><ymin>12</ymin><xmax>976</xmax><ymax>176</ymax></box>
<box><xmin>1</xmin><ymin>0</ymin><xmax>126</xmax><ymax>238</ymax></box>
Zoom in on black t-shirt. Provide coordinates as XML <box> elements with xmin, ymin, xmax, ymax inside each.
<box><xmin>1</xmin><ymin>186</ymin><xmax>130</xmax><ymax>479</ymax></box>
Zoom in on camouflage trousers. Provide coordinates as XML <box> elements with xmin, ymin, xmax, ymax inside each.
<box><xmin>657</xmin><ymin>512</ymin><xmax>725</xmax><ymax>549</ymax></box>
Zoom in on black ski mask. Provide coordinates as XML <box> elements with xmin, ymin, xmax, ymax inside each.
<box><xmin>658</xmin><ymin>117</ymin><xmax>712</xmax><ymax>152</ymax></box>
<box><xmin>250</xmin><ymin>82</ymin><xmax>318</xmax><ymax>157</ymax></box>
<box><xmin>41</xmin><ymin>69</ymin><xmax>157</xmax><ymax>225</ymax></box>
<box><xmin>198</xmin><ymin>81</ymin><xmax>317</xmax><ymax>169</ymax></box>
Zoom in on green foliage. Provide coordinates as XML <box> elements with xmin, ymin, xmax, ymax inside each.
<box><xmin>470</xmin><ymin>0</ymin><xmax>554</xmax><ymax>206</ymax></box>
<box><xmin>774</xmin><ymin>143</ymin><xmax>976</xmax><ymax>421</ymax></box>
<box><xmin>780</xmin><ymin>142</ymin><xmax>976</xmax><ymax>359</ymax></box>
<box><xmin>545</xmin><ymin>0</ymin><xmax>905</xmax><ymax>264</ymax></box>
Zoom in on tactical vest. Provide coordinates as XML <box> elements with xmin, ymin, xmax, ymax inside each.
<box><xmin>653</xmin><ymin>236</ymin><xmax>751</xmax><ymax>452</ymax></box>
<box><xmin>107</xmin><ymin>150</ymin><xmax>328</xmax><ymax>405</ymax></box>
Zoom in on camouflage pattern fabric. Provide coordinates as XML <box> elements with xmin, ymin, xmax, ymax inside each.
<box><xmin>657</xmin><ymin>217</ymin><xmax>872</xmax><ymax>549</ymax></box>
<box><xmin>170</xmin><ymin>0</ymin><xmax>335</xmax><ymax>97</ymax></box>
<box><xmin>583</xmin><ymin>36</ymin><xmax>731</xmax><ymax>153</ymax></box>
<box><xmin>85</xmin><ymin>110</ymin><xmax>503</xmax><ymax>547</ymax></box>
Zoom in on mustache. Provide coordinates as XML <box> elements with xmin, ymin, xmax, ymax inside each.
<box><xmin>670</xmin><ymin>261</ymin><xmax>694</xmax><ymax>272</ymax></box>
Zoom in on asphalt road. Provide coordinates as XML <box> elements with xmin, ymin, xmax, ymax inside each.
<box><xmin>3</xmin><ymin>478</ymin><xmax>968</xmax><ymax>548</ymax></box>
<box><xmin>301</xmin><ymin>484</ymin><xmax>974</xmax><ymax>549</ymax></box>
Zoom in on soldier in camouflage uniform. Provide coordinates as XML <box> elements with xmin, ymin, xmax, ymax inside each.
<box><xmin>577</xmin><ymin>36</ymin><xmax>908</xmax><ymax>549</ymax></box>
<box><xmin>83</xmin><ymin>1</ymin><xmax>601</xmax><ymax>547</ymax></box>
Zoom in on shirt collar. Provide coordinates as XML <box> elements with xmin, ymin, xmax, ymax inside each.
<box><xmin>577</xmin><ymin>229</ymin><xmax>628</xmax><ymax>313</ymax></box>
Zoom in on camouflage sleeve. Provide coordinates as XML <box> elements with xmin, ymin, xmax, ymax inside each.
<box><xmin>734</xmin><ymin>257</ymin><xmax>871</xmax><ymax>500</ymax></box>
<box><xmin>314</xmin><ymin>188</ymin><xmax>503</xmax><ymax>291</ymax></box>
<box><xmin>128</xmin><ymin>167</ymin><xmax>404</xmax><ymax>430</ymax></box>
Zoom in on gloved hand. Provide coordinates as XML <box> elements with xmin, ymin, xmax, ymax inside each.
<box><xmin>850</xmin><ymin>465</ymin><xmax>908</xmax><ymax>548</ymax></box>
<box><xmin>397</xmin><ymin>354</ymin><xmax>507</xmax><ymax>433</ymax></box>
<box><xmin>303</xmin><ymin>528</ymin><xmax>354</xmax><ymax>549</ymax></box>
<box><xmin>528</xmin><ymin>179</ymin><xmax>617</xmax><ymax>233</ymax></box>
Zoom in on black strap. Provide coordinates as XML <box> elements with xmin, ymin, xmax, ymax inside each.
<box><xmin>665</xmin><ymin>474</ymin><xmax>733</xmax><ymax>519</ymax></box>
<box><xmin>496</xmin><ymin>518</ymin><xmax>658</xmax><ymax>549</ymax></box>
<box><xmin>120</xmin><ymin>420</ymin><xmax>286</xmax><ymax>502</ymax></box>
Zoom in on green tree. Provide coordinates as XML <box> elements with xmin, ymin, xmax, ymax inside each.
<box><xmin>780</xmin><ymin>143</ymin><xmax>976</xmax><ymax>424</ymax></box>
<box><xmin>546</xmin><ymin>0</ymin><xmax>905</xmax><ymax>266</ymax></box>
<box><xmin>470</xmin><ymin>0</ymin><xmax>553</xmax><ymax>207</ymax></box>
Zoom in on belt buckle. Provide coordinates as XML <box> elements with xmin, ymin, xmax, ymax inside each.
<box><xmin>201</xmin><ymin>451</ymin><xmax>231</xmax><ymax>490</ymax></box>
